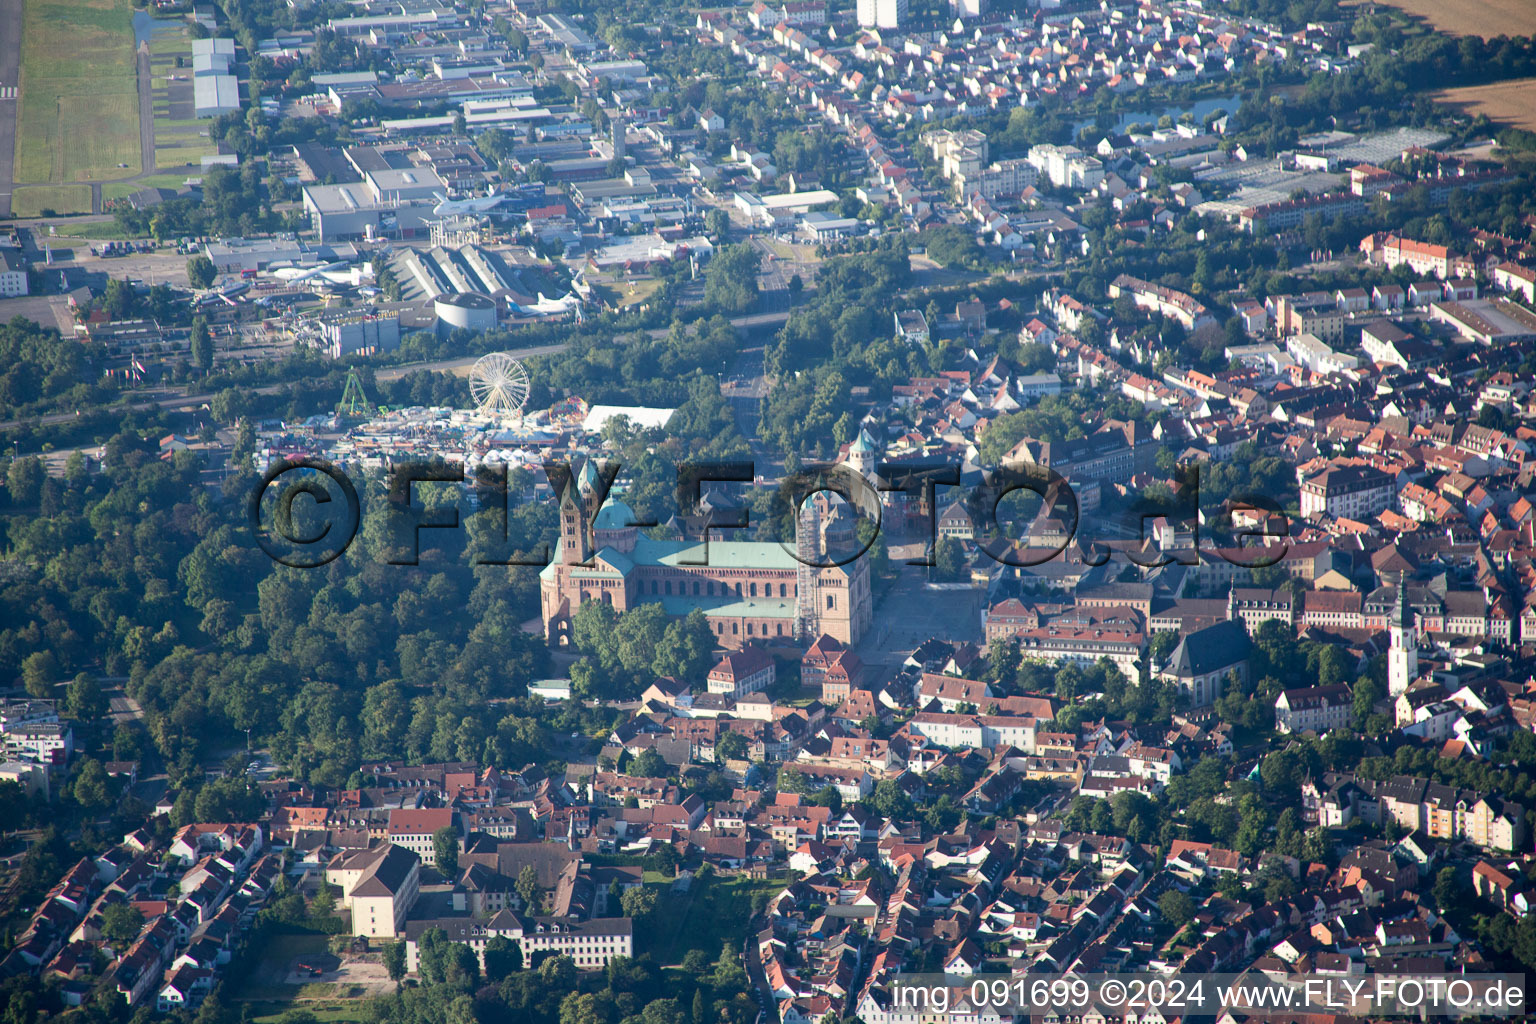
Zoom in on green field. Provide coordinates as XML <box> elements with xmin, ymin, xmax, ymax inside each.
<box><xmin>156</xmin><ymin>143</ymin><xmax>214</xmax><ymax>168</ymax></box>
<box><xmin>14</xmin><ymin>0</ymin><xmax>141</xmax><ymax>184</ymax></box>
<box><xmin>47</xmin><ymin>220</ymin><xmax>136</xmax><ymax>239</ymax></box>
<box><xmin>11</xmin><ymin>185</ymin><xmax>93</xmax><ymax>218</ymax></box>
<box><xmin>636</xmin><ymin>874</ymin><xmax>785</xmax><ymax>965</ymax></box>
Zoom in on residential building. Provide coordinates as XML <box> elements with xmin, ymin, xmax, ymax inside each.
<box><xmin>327</xmin><ymin>844</ymin><xmax>422</xmax><ymax>939</ymax></box>
<box><xmin>1275</xmin><ymin>684</ymin><xmax>1353</xmax><ymax>734</ymax></box>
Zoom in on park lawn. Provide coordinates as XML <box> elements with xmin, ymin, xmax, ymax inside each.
<box><xmin>156</xmin><ymin>143</ymin><xmax>215</xmax><ymax>168</ymax></box>
<box><xmin>14</xmin><ymin>0</ymin><xmax>140</xmax><ymax>183</ymax></box>
<box><xmin>135</xmin><ymin>172</ymin><xmax>199</xmax><ymax>189</ymax></box>
<box><xmin>11</xmin><ymin>185</ymin><xmax>93</xmax><ymax>217</ymax></box>
<box><xmin>48</xmin><ymin>220</ymin><xmax>138</xmax><ymax>239</ymax></box>
<box><xmin>636</xmin><ymin>874</ymin><xmax>785</xmax><ymax>965</ymax></box>
<box><xmin>611</xmin><ymin>276</ymin><xmax>667</xmax><ymax>308</ymax></box>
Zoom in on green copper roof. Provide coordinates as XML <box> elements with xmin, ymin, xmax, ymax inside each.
<box><xmin>645</xmin><ymin>595</ymin><xmax>797</xmax><ymax>619</ymax></box>
<box><xmin>594</xmin><ymin>498</ymin><xmax>637</xmax><ymax>530</ymax></box>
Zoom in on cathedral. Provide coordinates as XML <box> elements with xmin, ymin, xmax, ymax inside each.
<box><xmin>539</xmin><ymin>462</ymin><xmax>873</xmax><ymax>649</ymax></box>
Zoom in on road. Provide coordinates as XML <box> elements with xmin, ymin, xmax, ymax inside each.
<box><xmin>0</xmin><ymin>0</ymin><xmax>22</xmax><ymax>217</ymax></box>
<box><xmin>643</xmin><ymin>308</ymin><xmax>790</xmax><ymax>341</ymax></box>
<box><xmin>109</xmin><ymin>693</ymin><xmax>145</xmax><ymax>726</ymax></box>
<box><xmin>0</xmin><ymin>343</ymin><xmax>571</xmax><ymax>430</ymax></box>
<box><xmin>136</xmin><ymin>42</ymin><xmax>155</xmax><ymax>179</ymax></box>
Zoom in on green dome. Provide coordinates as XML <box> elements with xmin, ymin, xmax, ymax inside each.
<box><xmin>594</xmin><ymin>499</ymin><xmax>636</xmax><ymax>530</ymax></box>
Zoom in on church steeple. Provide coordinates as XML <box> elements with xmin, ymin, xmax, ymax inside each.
<box><xmin>558</xmin><ymin>459</ymin><xmax>601</xmax><ymax>565</ymax></box>
<box><xmin>1391</xmin><ymin>569</ymin><xmax>1412</xmax><ymax>629</ymax></box>
<box><xmin>1387</xmin><ymin>570</ymin><xmax>1417</xmax><ymax>697</ymax></box>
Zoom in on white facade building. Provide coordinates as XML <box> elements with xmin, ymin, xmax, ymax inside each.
<box><xmin>857</xmin><ymin>0</ymin><xmax>906</xmax><ymax>29</ymax></box>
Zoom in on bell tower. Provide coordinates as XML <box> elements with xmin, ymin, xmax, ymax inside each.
<box><xmin>559</xmin><ymin>460</ymin><xmax>601</xmax><ymax>565</ymax></box>
<box><xmin>1387</xmin><ymin>570</ymin><xmax>1417</xmax><ymax>697</ymax></box>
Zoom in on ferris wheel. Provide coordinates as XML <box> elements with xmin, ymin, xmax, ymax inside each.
<box><xmin>468</xmin><ymin>352</ymin><xmax>530</xmax><ymax>416</ymax></box>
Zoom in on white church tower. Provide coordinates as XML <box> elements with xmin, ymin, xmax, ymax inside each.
<box><xmin>847</xmin><ymin>427</ymin><xmax>881</xmax><ymax>478</ymax></box>
<box><xmin>1387</xmin><ymin>571</ymin><xmax>1417</xmax><ymax>697</ymax></box>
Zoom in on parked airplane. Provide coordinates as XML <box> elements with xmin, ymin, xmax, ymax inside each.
<box><xmin>510</xmin><ymin>292</ymin><xmax>580</xmax><ymax>316</ymax></box>
<box><xmin>271</xmin><ymin>261</ymin><xmax>350</xmax><ymax>283</ymax></box>
<box><xmin>431</xmin><ymin>191</ymin><xmax>508</xmax><ymax>217</ymax></box>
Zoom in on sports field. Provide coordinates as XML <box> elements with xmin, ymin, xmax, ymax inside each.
<box><xmin>13</xmin><ymin>0</ymin><xmax>140</xmax><ymax>198</ymax></box>
<box><xmin>1431</xmin><ymin>77</ymin><xmax>1536</xmax><ymax>132</ymax></box>
<box><xmin>1352</xmin><ymin>0</ymin><xmax>1536</xmax><ymax>37</ymax></box>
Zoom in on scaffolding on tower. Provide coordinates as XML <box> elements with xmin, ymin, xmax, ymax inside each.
<box><xmin>795</xmin><ymin>495</ymin><xmax>820</xmax><ymax>642</ymax></box>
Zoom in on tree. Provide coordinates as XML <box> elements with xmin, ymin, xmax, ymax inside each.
<box><xmin>715</xmin><ymin>729</ymin><xmax>748</xmax><ymax>763</ymax></box>
<box><xmin>538</xmin><ymin>953</ymin><xmax>576</xmax><ymax>988</ymax></box>
<box><xmin>7</xmin><ymin>456</ymin><xmax>45</xmax><ymax>506</ymax></box>
<box><xmin>102</xmin><ymin>278</ymin><xmax>136</xmax><ymax>319</ymax></box>
<box><xmin>433</xmin><ymin>826</ymin><xmax>459</xmax><ymax>877</ymax></box>
<box><xmin>516</xmin><ymin>864</ymin><xmax>544</xmax><ymax>912</ymax></box>
<box><xmin>705</xmin><ymin>208</ymin><xmax>731</xmax><ymax>241</ymax></box>
<box><xmin>73</xmin><ymin>758</ymin><xmax>112</xmax><ymax>812</ymax></box>
<box><xmin>442</xmin><ymin>942</ymin><xmax>480</xmax><ymax>988</ymax></box>
<box><xmin>484</xmin><ymin>934</ymin><xmax>522</xmax><ymax>980</ymax></box>
<box><xmin>21</xmin><ymin>650</ymin><xmax>58</xmax><ymax>699</ymax></box>
<box><xmin>64</xmin><ymin>449</ymin><xmax>88</xmax><ymax>485</ymax></box>
<box><xmin>1148</xmin><ymin>630</ymin><xmax>1180</xmax><ymax>666</ymax></box>
<box><xmin>65</xmin><ymin>672</ymin><xmax>106</xmax><ymax>723</ymax></box>
<box><xmin>310</xmin><ymin>884</ymin><xmax>336</xmax><ymax>922</ymax></box>
<box><xmin>702</xmin><ymin>243</ymin><xmax>760</xmax><ymax>314</ymax></box>
<box><xmin>631</xmin><ymin>748</ymin><xmax>667</xmax><ymax>779</ymax></box>
<box><xmin>101</xmin><ymin>901</ymin><xmax>145</xmax><ymax>947</ymax></box>
<box><xmin>933</xmin><ymin>535</ymin><xmax>966</xmax><ymax>581</ymax></box>
<box><xmin>1158</xmin><ymin>889</ymin><xmax>1195</xmax><ymax>928</ymax></box>
<box><xmin>191</xmin><ymin>316</ymin><xmax>213</xmax><ymax>374</ymax></box>
<box><xmin>186</xmin><ymin>255</ymin><xmax>217</xmax><ymax>289</ymax></box>
<box><xmin>1432</xmin><ymin>866</ymin><xmax>1459</xmax><ymax>909</ymax></box>
<box><xmin>382</xmin><ymin>940</ymin><xmax>407</xmax><ymax>983</ymax></box>
<box><xmin>1352</xmin><ymin>670</ymin><xmax>1384</xmax><ymax>728</ymax></box>
<box><xmin>620</xmin><ymin>885</ymin><xmax>657</xmax><ymax>919</ymax></box>
<box><xmin>867</xmin><ymin>777</ymin><xmax>913</xmax><ymax>820</ymax></box>
<box><xmin>1302</xmin><ymin>826</ymin><xmax>1331</xmax><ymax>866</ymax></box>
